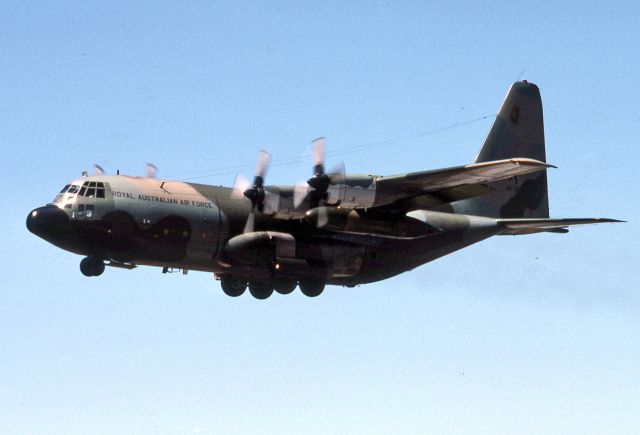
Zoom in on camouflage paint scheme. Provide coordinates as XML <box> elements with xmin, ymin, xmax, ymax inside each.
<box><xmin>26</xmin><ymin>82</ymin><xmax>620</xmax><ymax>297</ymax></box>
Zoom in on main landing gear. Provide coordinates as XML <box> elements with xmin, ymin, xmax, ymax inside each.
<box><xmin>80</xmin><ymin>257</ymin><xmax>105</xmax><ymax>277</ymax></box>
<box><xmin>249</xmin><ymin>282</ymin><xmax>274</xmax><ymax>300</ymax></box>
<box><xmin>220</xmin><ymin>276</ymin><xmax>247</xmax><ymax>297</ymax></box>
<box><xmin>299</xmin><ymin>278</ymin><xmax>325</xmax><ymax>297</ymax></box>
<box><xmin>219</xmin><ymin>276</ymin><xmax>325</xmax><ymax>299</ymax></box>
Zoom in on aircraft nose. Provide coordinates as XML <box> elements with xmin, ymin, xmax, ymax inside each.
<box><xmin>26</xmin><ymin>205</ymin><xmax>70</xmax><ymax>237</ymax></box>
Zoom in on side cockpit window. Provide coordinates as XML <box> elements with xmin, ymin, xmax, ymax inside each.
<box><xmin>52</xmin><ymin>184</ymin><xmax>71</xmax><ymax>204</ymax></box>
<box><xmin>67</xmin><ymin>185</ymin><xmax>80</xmax><ymax>194</ymax></box>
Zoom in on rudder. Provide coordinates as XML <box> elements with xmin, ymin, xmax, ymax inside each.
<box><xmin>454</xmin><ymin>81</ymin><xmax>550</xmax><ymax>218</ymax></box>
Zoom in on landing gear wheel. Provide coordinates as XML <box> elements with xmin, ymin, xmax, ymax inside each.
<box><xmin>220</xmin><ymin>276</ymin><xmax>247</xmax><ymax>297</ymax></box>
<box><xmin>299</xmin><ymin>279</ymin><xmax>325</xmax><ymax>297</ymax></box>
<box><xmin>80</xmin><ymin>257</ymin><xmax>105</xmax><ymax>277</ymax></box>
<box><xmin>249</xmin><ymin>282</ymin><xmax>274</xmax><ymax>300</ymax></box>
<box><xmin>274</xmin><ymin>279</ymin><xmax>297</xmax><ymax>295</ymax></box>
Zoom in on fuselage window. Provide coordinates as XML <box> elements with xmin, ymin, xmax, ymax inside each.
<box><xmin>85</xmin><ymin>204</ymin><xmax>94</xmax><ymax>218</ymax></box>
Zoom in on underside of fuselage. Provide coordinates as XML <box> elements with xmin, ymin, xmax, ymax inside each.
<box><xmin>26</xmin><ymin>200</ymin><xmax>500</xmax><ymax>291</ymax></box>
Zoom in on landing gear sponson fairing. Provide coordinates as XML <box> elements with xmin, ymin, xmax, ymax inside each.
<box><xmin>27</xmin><ymin>82</ymin><xmax>621</xmax><ymax>299</ymax></box>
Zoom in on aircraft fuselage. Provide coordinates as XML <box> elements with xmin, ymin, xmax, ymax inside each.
<box><xmin>26</xmin><ymin>174</ymin><xmax>497</xmax><ymax>289</ymax></box>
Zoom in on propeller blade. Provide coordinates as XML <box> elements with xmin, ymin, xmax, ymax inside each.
<box><xmin>146</xmin><ymin>163</ymin><xmax>158</xmax><ymax>178</ymax></box>
<box><xmin>293</xmin><ymin>182</ymin><xmax>310</xmax><ymax>209</ymax></box>
<box><xmin>254</xmin><ymin>150</ymin><xmax>271</xmax><ymax>181</ymax></box>
<box><xmin>232</xmin><ymin>174</ymin><xmax>251</xmax><ymax>199</ymax></box>
<box><xmin>263</xmin><ymin>190</ymin><xmax>281</xmax><ymax>214</ymax></box>
<box><xmin>93</xmin><ymin>164</ymin><xmax>105</xmax><ymax>176</ymax></box>
<box><xmin>328</xmin><ymin>161</ymin><xmax>345</xmax><ymax>184</ymax></box>
<box><xmin>317</xmin><ymin>206</ymin><xmax>329</xmax><ymax>228</ymax></box>
<box><xmin>243</xmin><ymin>211</ymin><xmax>255</xmax><ymax>233</ymax></box>
<box><xmin>311</xmin><ymin>137</ymin><xmax>325</xmax><ymax>173</ymax></box>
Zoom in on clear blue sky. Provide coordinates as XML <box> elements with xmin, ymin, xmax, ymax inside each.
<box><xmin>1</xmin><ymin>1</ymin><xmax>639</xmax><ymax>434</ymax></box>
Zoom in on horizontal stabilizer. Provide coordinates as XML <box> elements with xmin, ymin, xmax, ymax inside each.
<box><xmin>498</xmin><ymin>217</ymin><xmax>624</xmax><ymax>235</ymax></box>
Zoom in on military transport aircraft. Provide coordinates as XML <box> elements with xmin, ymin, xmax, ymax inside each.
<box><xmin>26</xmin><ymin>81</ymin><xmax>620</xmax><ymax>299</ymax></box>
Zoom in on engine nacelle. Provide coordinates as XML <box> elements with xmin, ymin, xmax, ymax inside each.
<box><xmin>222</xmin><ymin>231</ymin><xmax>295</xmax><ymax>266</ymax></box>
<box><xmin>220</xmin><ymin>231</ymin><xmax>330</xmax><ymax>281</ymax></box>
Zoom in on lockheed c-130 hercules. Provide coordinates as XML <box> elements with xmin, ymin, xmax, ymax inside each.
<box><xmin>27</xmin><ymin>81</ymin><xmax>621</xmax><ymax>299</ymax></box>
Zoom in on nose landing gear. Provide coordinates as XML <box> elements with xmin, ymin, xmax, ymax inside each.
<box><xmin>80</xmin><ymin>257</ymin><xmax>105</xmax><ymax>277</ymax></box>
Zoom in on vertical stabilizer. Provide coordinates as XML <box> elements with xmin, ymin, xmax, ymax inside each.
<box><xmin>454</xmin><ymin>81</ymin><xmax>550</xmax><ymax>218</ymax></box>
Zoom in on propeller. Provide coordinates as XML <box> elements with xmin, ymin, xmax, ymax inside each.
<box><xmin>294</xmin><ymin>137</ymin><xmax>327</xmax><ymax>208</ymax></box>
<box><xmin>293</xmin><ymin>138</ymin><xmax>346</xmax><ymax>223</ymax></box>
<box><xmin>93</xmin><ymin>164</ymin><xmax>105</xmax><ymax>176</ymax></box>
<box><xmin>231</xmin><ymin>174</ymin><xmax>251</xmax><ymax>199</ymax></box>
<box><xmin>232</xmin><ymin>150</ymin><xmax>271</xmax><ymax>233</ymax></box>
<box><xmin>146</xmin><ymin>163</ymin><xmax>158</xmax><ymax>178</ymax></box>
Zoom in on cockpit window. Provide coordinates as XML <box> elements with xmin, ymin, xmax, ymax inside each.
<box><xmin>75</xmin><ymin>181</ymin><xmax>106</xmax><ymax>198</ymax></box>
<box><xmin>67</xmin><ymin>185</ymin><xmax>80</xmax><ymax>194</ymax></box>
<box><xmin>59</xmin><ymin>185</ymin><xmax>70</xmax><ymax>193</ymax></box>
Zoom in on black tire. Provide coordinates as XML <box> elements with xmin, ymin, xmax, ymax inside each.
<box><xmin>80</xmin><ymin>257</ymin><xmax>105</xmax><ymax>277</ymax></box>
<box><xmin>94</xmin><ymin>260</ymin><xmax>105</xmax><ymax>276</ymax></box>
<box><xmin>249</xmin><ymin>282</ymin><xmax>274</xmax><ymax>300</ymax></box>
<box><xmin>274</xmin><ymin>279</ymin><xmax>297</xmax><ymax>295</ymax></box>
<box><xmin>299</xmin><ymin>279</ymin><xmax>325</xmax><ymax>297</ymax></box>
<box><xmin>221</xmin><ymin>276</ymin><xmax>247</xmax><ymax>297</ymax></box>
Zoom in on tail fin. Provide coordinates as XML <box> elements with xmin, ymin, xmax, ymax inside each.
<box><xmin>454</xmin><ymin>81</ymin><xmax>550</xmax><ymax>218</ymax></box>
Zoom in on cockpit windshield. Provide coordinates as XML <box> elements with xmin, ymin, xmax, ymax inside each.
<box><xmin>51</xmin><ymin>184</ymin><xmax>79</xmax><ymax>205</ymax></box>
<box><xmin>51</xmin><ymin>181</ymin><xmax>107</xmax><ymax>206</ymax></box>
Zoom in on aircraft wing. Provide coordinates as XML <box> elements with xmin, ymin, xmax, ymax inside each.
<box><xmin>497</xmin><ymin>217</ymin><xmax>624</xmax><ymax>235</ymax></box>
<box><xmin>372</xmin><ymin>158</ymin><xmax>553</xmax><ymax>207</ymax></box>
